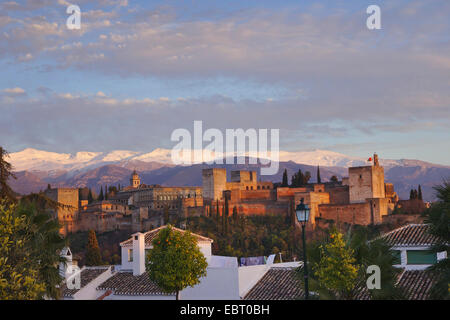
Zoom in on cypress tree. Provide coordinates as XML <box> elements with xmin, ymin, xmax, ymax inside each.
<box><xmin>85</xmin><ymin>230</ymin><xmax>103</xmax><ymax>266</ymax></box>
<box><xmin>410</xmin><ymin>189</ymin><xmax>414</xmax><ymax>200</ymax></box>
<box><xmin>105</xmin><ymin>184</ymin><xmax>108</xmax><ymax>200</ymax></box>
<box><xmin>232</xmin><ymin>206</ymin><xmax>238</xmax><ymax>222</ymax></box>
<box><xmin>216</xmin><ymin>200</ymin><xmax>220</xmax><ymax>224</ymax></box>
<box><xmin>282</xmin><ymin>169</ymin><xmax>288</xmax><ymax>187</ymax></box>
<box><xmin>418</xmin><ymin>185</ymin><xmax>423</xmax><ymax>200</ymax></box>
<box><xmin>317</xmin><ymin>165</ymin><xmax>321</xmax><ymax>184</ymax></box>
<box><xmin>88</xmin><ymin>188</ymin><xmax>93</xmax><ymax>204</ymax></box>
<box><xmin>98</xmin><ymin>186</ymin><xmax>104</xmax><ymax>201</ymax></box>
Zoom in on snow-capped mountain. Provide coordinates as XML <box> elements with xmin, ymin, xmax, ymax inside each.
<box><xmin>6</xmin><ymin>148</ymin><xmax>450</xmax><ymax>201</ymax></box>
<box><xmin>8</xmin><ymin>147</ymin><xmax>425</xmax><ymax>174</ymax></box>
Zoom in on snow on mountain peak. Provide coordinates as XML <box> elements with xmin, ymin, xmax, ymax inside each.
<box><xmin>8</xmin><ymin>147</ymin><xmax>407</xmax><ymax>173</ymax></box>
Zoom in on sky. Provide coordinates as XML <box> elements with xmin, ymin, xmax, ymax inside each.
<box><xmin>0</xmin><ymin>0</ymin><xmax>449</xmax><ymax>165</ymax></box>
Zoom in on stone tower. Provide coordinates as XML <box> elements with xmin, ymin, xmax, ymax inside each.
<box><xmin>348</xmin><ymin>153</ymin><xmax>385</xmax><ymax>203</ymax></box>
<box><xmin>202</xmin><ymin>168</ymin><xmax>227</xmax><ymax>201</ymax></box>
<box><xmin>130</xmin><ymin>170</ymin><xmax>141</xmax><ymax>188</ymax></box>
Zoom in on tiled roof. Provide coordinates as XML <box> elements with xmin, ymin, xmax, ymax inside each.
<box><xmin>120</xmin><ymin>225</ymin><xmax>213</xmax><ymax>247</ymax></box>
<box><xmin>397</xmin><ymin>270</ymin><xmax>437</xmax><ymax>300</ymax></box>
<box><xmin>354</xmin><ymin>269</ymin><xmax>437</xmax><ymax>300</ymax></box>
<box><xmin>245</xmin><ymin>267</ymin><xmax>438</xmax><ymax>300</ymax></box>
<box><xmin>380</xmin><ymin>224</ymin><xmax>442</xmax><ymax>247</ymax></box>
<box><xmin>244</xmin><ymin>267</ymin><xmax>304</xmax><ymax>300</ymax></box>
<box><xmin>97</xmin><ymin>271</ymin><xmax>173</xmax><ymax>296</ymax></box>
<box><xmin>62</xmin><ymin>267</ymin><xmax>109</xmax><ymax>297</ymax></box>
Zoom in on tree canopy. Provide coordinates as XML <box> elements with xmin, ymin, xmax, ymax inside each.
<box><xmin>146</xmin><ymin>225</ymin><xmax>208</xmax><ymax>300</ymax></box>
<box><xmin>425</xmin><ymin>179</ymin><xmax>450</xmax><ymax>299</ymax></box>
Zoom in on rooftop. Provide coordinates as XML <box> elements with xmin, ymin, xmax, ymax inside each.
<box><xmin>120</xmin><ymin>225</ymin><xmax>213</xmax><ymax>247</ymax></box>
<box><xmin>380</xmin><ymin>224</ymin><xmax>443</xmax><ymax>247</ymax></box>
<box><xmin>97</xmin><ymin>271</ymin><xmax>172</xmax><ymax>296</ymax></box>
<box><xmin>244</xmin><ymin>266</ymin><xmax>438</xmax><ymax>300</ymax></box>
<box><xmin>244</xmin><ymin>267</ymin><xmax>304</xmax><ymax>300</ymax></box>
<box><xmin>61</xmin><ymin>267</ymin><xmax>110</xmax><ymax>298</ymax></box>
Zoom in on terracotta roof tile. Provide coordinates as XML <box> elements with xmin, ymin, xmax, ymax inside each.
<box><xmin>244</xmin><ymin>267</ymin><xmax>304</xmax><ymax>300</ymax></box>
<box><xmin>397</xmin><ymin>270</ymin><xmax>437</xmax><ymax>300</ymax></box>
<box><xmin>62</xmin><ymin>267</ymin><xmax>109</xmax><ymax>297</ymax></box>
<box><xmin>97</xmin><ymin>271</ymin><xmax>173</xmax><ymax>296</ymax></box>
<box><xmin>380</xmin><ymin>224</ymin><xmax>442</xmax><ymax>247</ymax></box>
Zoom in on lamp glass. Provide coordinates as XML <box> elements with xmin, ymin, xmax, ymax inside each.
<box><xmin>295</xmin><ymin>202</ymin><xmax>310</xmax><ymax>223</ymax></box>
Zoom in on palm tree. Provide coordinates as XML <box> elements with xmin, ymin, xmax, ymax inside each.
<box><xmin>18</xmin><ymin>193</ymin><xmax>68</xmax><ymax>299</ymax></box>
<box><xmin>297</xmin><ymin>226</ymin><xmax>404</xmax><ymax>300</ymax></box>
<box><xmin>425</xmin><ymin>180</ymin><xmax>450</xmax><ymax>299</ymax></box>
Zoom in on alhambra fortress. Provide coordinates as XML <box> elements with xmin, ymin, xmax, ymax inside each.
<box><xmin>45</xmin><ymin>154</ymin><xmax>424</xmax><ymax>236</ymax></box>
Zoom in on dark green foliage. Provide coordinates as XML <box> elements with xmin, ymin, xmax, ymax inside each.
<box><xmin>425</xmin><ymin>180</ymin><xmax>450</xmax><ymax>299</ymax></box>
<box><xmin>317</xmin><ymin>166</ymin><xmax>321</xmax><ymax>184</ymax></box>
<box><xmin>88</xmin><ymin>188</ymin><xmax>94</xmax><ymax>204</ymax></box>
<box><xmin>147</xmin><ymin>225</ymin><xmax>208</xmax><ymax>300</ymax></box>
<box><xmin>330</xmin><ymin>175</ymin><xmax>338</xmax><ymax>183</ymax></box>
<box><xmin>418</xmin><ymin>185</ymin><xmax>423</xmax><ymax>200</ymax></box>
<box><xmin>1</xmin><ymin>196</ymin><xmax>67</xmax><ymax>299</ymax></box>
<box><xmin>98</xmin><ymin>186</ymin><xmax>104</xmax><ymax>201</ymax></box>
<box><xmin>0</xmin><ymin>147</ymin><xmax>16</xmax><ymax>204</ymax></box>
<box><xmin>290</xmin><ymin>169</ymin><xmax>311</xmax><ymax>187</ymax></box>
<box><xmin>85</xmin><ymin>230</ymin><xmax>103</xmax><ymax>266</ymax></box>
<box><xmin>163</xmin><ymin>205</ymin><xmax>170</xmax><ymax>225</ymax></box>
<box><xmin>297</xmin><ymin>226</ymin><xmax>404</xmax><ymax>300</ymax></box>
<box><xmin>282</xmin><ymin>169</ymin><xmax>289</xmax><ymax>187</ymax></box>
<box><xmin>186</xmin><ymin>213</ymin><xmax>298</xmax><ymax>261</ymax></box>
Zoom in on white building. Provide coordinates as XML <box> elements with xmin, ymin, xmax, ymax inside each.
<box><xmin>60</xmin><ymin>225</ymin><xmax>301</xmax><ymax>300</ymax></box>
<box><xmin>380</xmin><ymin>224</ymin><xmax>447</xmax><ymax>270</ymax></box>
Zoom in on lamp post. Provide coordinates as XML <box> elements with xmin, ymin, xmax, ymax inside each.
<box><xmin>295</xmin><ymin>198</ymin><xmax>310</xmax><ymax>300</ymax></box>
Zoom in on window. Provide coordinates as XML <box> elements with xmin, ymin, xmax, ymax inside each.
<box><xmin>128</xmin><ymin>249</ymin><xmax>133</xmax><ymax>262</ymax></box>
<box><xmin>407</xmin><ymin>250</ymin><xmax>436</xmax><ymax>265</ymax></box>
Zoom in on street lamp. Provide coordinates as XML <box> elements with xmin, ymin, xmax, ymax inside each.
<box><xmin>295</xmin><ymin>198</ymin><xmax>310</xmax><ymax>300</ymax></box>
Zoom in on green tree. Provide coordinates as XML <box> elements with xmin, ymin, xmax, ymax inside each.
<box><xmin>85</xmin><ymin>230</ymin><xmax>102</xmax><ymax>266</ymax></box>
<box><xmin>0</xmin><ymin>147</ymin><xmax>16</xmax><ymax>204</ymax></box>
<box><xmin>313</xmin><ymin>231</ymin><xmax>359</xmax><ymax>299</ymax></box>
<box><xmin>98</xmin><ymin>186</ymin><xmax>104</xmax><ymax>201</ymax></box>
<box><xmin>232</xmin><ymin>206</ymin><xmax>238</xmax><ymax>222</ymax></box>
<box><xmin>425</xmin><ymin>180</ymin><xmax>450</xmax><ymax>299</ymax></box>
<box><xmin>87</xmin><ymin>188</ymin><xmax>94</xmax><ymax>204</ymax></box>
<box><xmin>282</xmin><ymin>169</ymin><xmax>288</xmax><ymax>187</ymax></box>
<box><xmin>146</xmin><ymin>225</ymin><xmax>208</xmax><ymax>300</ymax></box>
<box><xmin>105</xmin><ymin>184</ymin><xmax>108</xmax><ymax>200</ymax></box>
<box><xmin>163</xmin><ymin>205</ymin><xmax>170</xmax><ymax>225</ymax></box>
<box><xmin>418</xmin><ymin>185</ymin><xmax>423</xmax><ymax>200</ymax></box>
<box><xmin>330</xmin><ymin>175</ymin><xmax>338</xmax><ymax>183</ymax></box>
<box><xmin>317</xmin><ymin>166</ymin><xmax>321</xmax><ymax>184</ymax></box>
<box><xmin>349</xmin><ymin>227</ymin><xmax>404</xmax><ymax>299</ymax></box>
<box><xmin>0</xmin><ymin>201</ymin><xmax>47</xmax><ymax>299</ymax></box>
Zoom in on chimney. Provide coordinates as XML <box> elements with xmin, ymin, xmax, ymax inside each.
<box><xmin>132</xmin><ymin>232</ymin><xmax>146</xmax><ymax>276</ymax></box>
<box><xmin>59</xmin><ymin>247</ymin><xmax>73</xmax><ymax>277</ymax></box>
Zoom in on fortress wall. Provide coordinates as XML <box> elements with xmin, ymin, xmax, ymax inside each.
<box><xmin>318</xmin><ymin>202</ymin><xmax>373</xmax><ymax>225</ymax></box>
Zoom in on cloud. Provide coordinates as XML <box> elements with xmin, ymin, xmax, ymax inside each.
<box><xmin>2</xmin><ymin>87</ymin><xmax>26</xmax><ymax>95</ymax></box>
<box><xmin>0</xmin><ymin>0</ymin><xmax>449</xmax><ymax>162</ymax></box>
